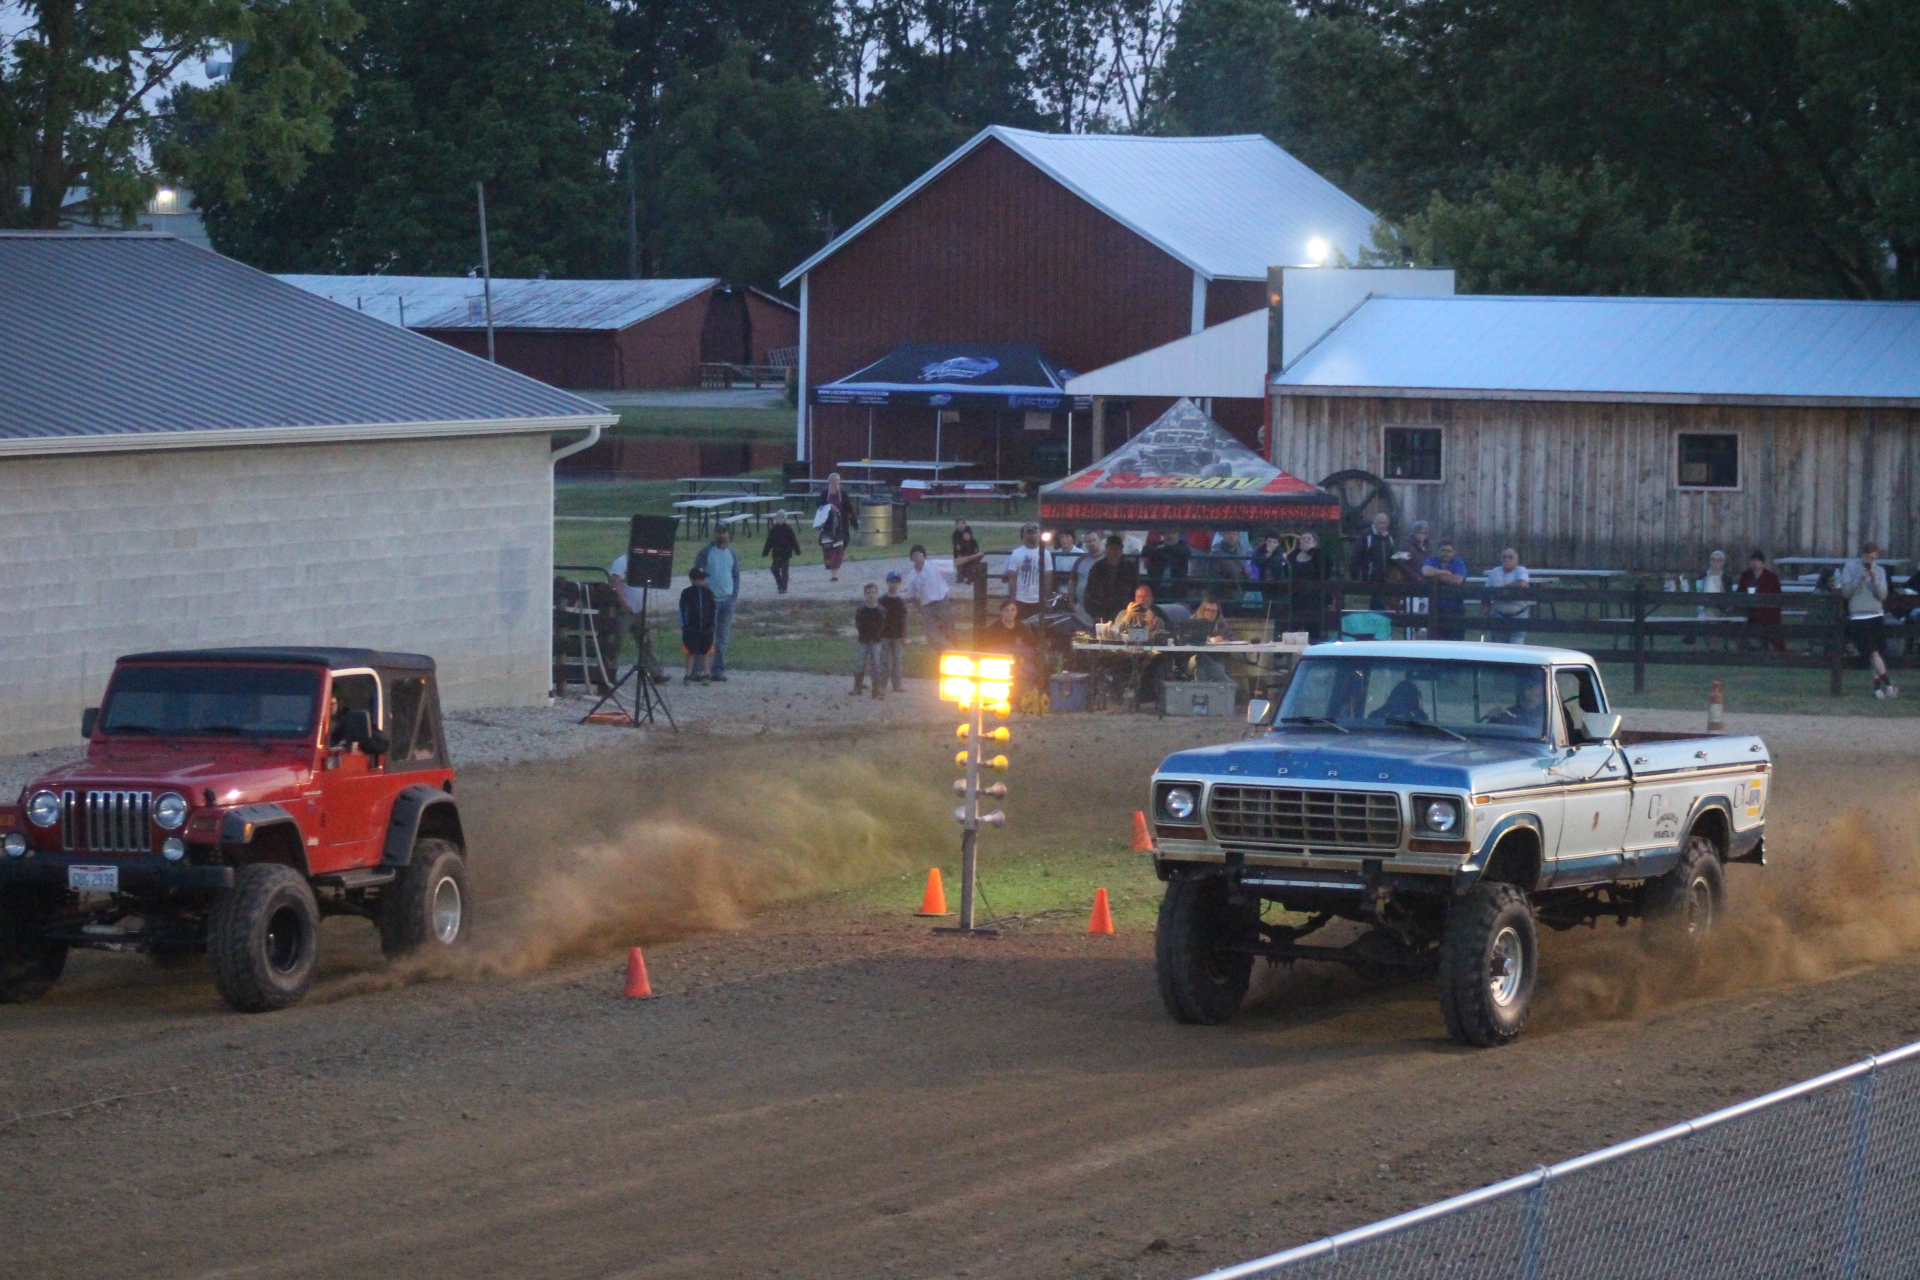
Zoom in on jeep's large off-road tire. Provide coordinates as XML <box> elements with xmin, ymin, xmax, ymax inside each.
<box><xmin>380</xmin><ymin>838</ymin><xmax>471</xmax><ymax>960</ymax></box>
<box><xmin>0</xmin><ymin>891</ymin><xmax>66</xmax><ymax>1003</ymax></box>
<box><xmin>1155</xmin><ymin>875</ymin><xmax>1256</xmax><ymax>1024</ymax></box>
<box><xmin>209</xmin><ymin>864</ymin><xmax>320</xmax><ymax>1013</ymax></box>
<box><xmin>1645</xmin><ymin>832</ymin><xmax>1724</xmax><ymax>947</ymax></box>
<box><xmin>1439</xmin><ymin>883</ymin><xmax>1538</xmax><ymax>1047</ymax></box>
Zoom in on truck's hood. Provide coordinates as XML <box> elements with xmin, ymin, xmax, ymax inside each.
<box><xmin>28</xmin><ymin>744</ymin><xmax>312</xmax><ymax>804</ymax></box>
<box><xmin>1157</xmin><ymin>729</ymin><xmax>1555</xmax><ymax>793</ymax></box>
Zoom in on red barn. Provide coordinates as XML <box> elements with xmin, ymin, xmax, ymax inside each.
<box><xmin>781</xmin><ymin>127</ymin><xmax>1375</xmax><ymax>479</ymax></box>
<box><xmin>278</xmin><ymin>275</ymin><xmax>797</xmax><ymax>390</ymax></box>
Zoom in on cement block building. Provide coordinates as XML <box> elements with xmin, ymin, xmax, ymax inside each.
<box><xmin>0</xmin><ymin>232</ymin><xmax>614</xmax><ymax>753</ymax></box>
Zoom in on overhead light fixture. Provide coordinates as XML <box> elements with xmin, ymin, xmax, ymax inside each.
<box><xmin>1306</xmin><ymin>237</ymin><xmax>1331</xmax><ymax>266</ymax></box>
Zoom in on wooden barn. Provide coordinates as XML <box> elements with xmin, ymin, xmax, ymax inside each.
<box><xmin>781</xmin><ymin>126</ymin><xmax>1375</xmax><ymax>479</ymax></box>
<box><xmin>1270</xmin><ymin>295</ymin><xmax>1920</xmax><ymax>570</ymax></box>
<box><xmin>278</xmin><ymin>275</ymin><xmax>797</xmax><ymax>390</ymax></box>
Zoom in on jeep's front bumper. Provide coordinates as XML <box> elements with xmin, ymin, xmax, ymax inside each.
<box><xmin>0</xmin><ymin>852</ymin><xmax>234</xmax><ymax>894</ymax></box>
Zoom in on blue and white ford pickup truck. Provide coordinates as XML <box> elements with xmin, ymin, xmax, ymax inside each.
<box><xmin>1147</xmin><ymin>641</ymin><xmax>1769</xmax><ymax>1046</ymax></box>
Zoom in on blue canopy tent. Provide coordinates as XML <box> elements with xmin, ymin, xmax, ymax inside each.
<box><xmin>811</xmin><ymin>342</ymin><xmax>1091</xmax><ymax>472</ymax></box>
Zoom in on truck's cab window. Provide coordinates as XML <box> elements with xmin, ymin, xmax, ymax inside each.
<box><xmin>1555</xmin><ymin>667</ymin><xmax>1604</xmax><ymax>740</ymax></box>
<box><xmin>326</xmin><ymin>673</ymin><xmax>380</xmax><ymax>748</ymax></box>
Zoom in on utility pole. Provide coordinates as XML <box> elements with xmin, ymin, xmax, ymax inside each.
<box><xmin>626</xmin><ymin>155</ymin><xmax>639</xmax><ymax>279</ymax></box>
<box><xmin>476</xmin><ymin>181</ymin><xmax>496</xmax><ymax>362</ymax></box>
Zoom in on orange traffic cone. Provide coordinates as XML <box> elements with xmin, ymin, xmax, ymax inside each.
<box><xmin>1088</xmin><ymin>888</ymin><xmax>1116</xmax><ymax>935</ymax></box>
<box><xmin>1131</xmin><ymin>810</ymin><xmax>1153</xmax><ymax>852</ymax></box>
<box><xmin>624</xmin><ymin>946</ymin><xmax>654</xmax><ymax>999</ymax></box>
<box><xmin>915</xmin><ymin>867</ymin><xmax>951</xmax><ymax>916</ymax></box>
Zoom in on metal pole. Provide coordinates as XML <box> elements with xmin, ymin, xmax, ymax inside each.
<box><xmin>626</xmin><ymin>155</ymin><xmax>639</xmax><ymax>279</ymax></box>
<box><xmin>476</xmin><ymin>181</ymin><xmax>496</xmax><ymax>363</ymax></box>
<box><xmin>958</xmin><ymin>693</ymin><xmax>982</xmax><ymax>932</ymax></box>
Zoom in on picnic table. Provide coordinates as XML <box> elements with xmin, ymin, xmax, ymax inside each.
<box><xmin>676</xmin><ymin>477</ymin><xmax>768</xmax><ymax>498</ymax></box>
<box><xmin>671</xmin><ymin>495</ymin><xmax>761</xmax><ymax>537</ymax></box>
<box><xmin>1072</xmin><ymin>638</ymin><xmax>1308</xmax><ymax>709</ymax></box>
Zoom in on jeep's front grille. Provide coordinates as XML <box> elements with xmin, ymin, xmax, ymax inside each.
<box><xmin>1207</xmin><ymin>785</ymin><xmax>1401</xmax><ymax>851</ymax></box>
<box><xmin>62</xmin><ymin>790</ymin><xmax>153</xmax><ymax>853</ymax></box>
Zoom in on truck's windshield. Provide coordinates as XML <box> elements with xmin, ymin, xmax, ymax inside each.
<box><xmin>100</xmin><ymin>665</ymin><xmax>322</xmax><ymax>740</ymax></box>
<box><xmin>1278</xmin><ymin>658</ymin><xmax>1552</xmax><ymax>742</ymax></box>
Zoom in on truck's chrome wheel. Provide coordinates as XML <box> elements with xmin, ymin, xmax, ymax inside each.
<box><xmin>1683</xmin><ymin>875</ymin><xmax>1716</xmax><ymax>936</ymax></box>
<box><xmin>1488</xmin><ymin>926</ymin><xmax>1525</xmax><ymax>1007</ymax></box>
<box><xmin>430</xmin><ymin>876</ymin><xmax>463</xmax><ymax>945</ymax></box>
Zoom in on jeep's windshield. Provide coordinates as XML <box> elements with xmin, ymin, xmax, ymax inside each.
<box><xmin>1277</xmin><ymin>658</ymin><xmax>1552</xmax><ymax>742</ymax></box>
<box><xmin>99</xmin><ymin>665</ymin><xmax>322</xmax><ymax>740</ymax></box>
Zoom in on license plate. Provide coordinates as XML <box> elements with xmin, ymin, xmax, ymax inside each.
<box><xmin>68</xmin><ymin>864</ymin><xmax>119</xmax><ymax>892</ymax></box>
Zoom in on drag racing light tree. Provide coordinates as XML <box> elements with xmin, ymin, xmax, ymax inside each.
<box><xmin>940</xmin><ymin>653</ymin><xmax>1011</xmax><ymax>935</ymax></box>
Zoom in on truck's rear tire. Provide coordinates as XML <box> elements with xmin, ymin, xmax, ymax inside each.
<box><xmin>1155</xmin><ymin>875</ymin><xmax>1255</xmax><ymax>1025</ymax></box>
<box><xmin>0</xmin><ymin>892</ymin><xmax>66</xmax><ymax>1003</ymax></box>
<box><xmin>1646</xmin><ymin>834</ymin><xmax>1724</xmax><ymax>947</ymax></box>
<box><xmin>209</xmin><ymin>864</ymin><xmax>320</xmax><ymax>1013</ymax></box>
<box><xmin>1439</xmin><ymin>883</ymin><xmax>1537</xmax><ymax>1047</ymax></box>
<box><xmin>380</xmin><ymin>839</ymin><xmax>470</xmax><ymax>960</ymax></box>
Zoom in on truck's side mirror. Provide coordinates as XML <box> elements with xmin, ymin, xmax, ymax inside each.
<box><xmin>336</xmin><ymin>709</ymin><xmax>390</xmax><ymax>756</ymax></box>
<box><xmin>80</xmin><ymin>707</ymin><xmax>98</xmax><ymax>739</ymax></box>
<box><xmin>1580</xmin><ymin>713</ymin><xmax>1622</xmax><ymax>743</ymax></box>
<box><xmin>1247</xmin><ymin>698</ymin><xmax>1278</xmax><ymax>727</ymax></box>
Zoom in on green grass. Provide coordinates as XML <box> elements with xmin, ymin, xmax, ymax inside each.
<box><xmin>553</xmin><ymin>520</ymin><xmax>926</xmax><ymax>578</ymax></box>
<box><xmin>606</xmin><ymin>406</ymin><xmax>794</xmax><ymax>440</ymax></box>
<box><xmin>840</xmin><ymin>836</ymin><xmax>1163</xmax><ymax>931</ymax></box>
<box><xmin>1600</xmin><ymin>657</ymin><xmax>1920</xmax><ymax>716</ymax></box>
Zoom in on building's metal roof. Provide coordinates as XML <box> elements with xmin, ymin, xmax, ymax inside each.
<box><xmin>781</xmin><ymin>126</ymin><xmax>1376</xmax><ymax>287</ymax></box>
<box><xmin>276</xmin><ymin>274</ymin><xmax>719</xmax><ymax>330</ymax></box>
<box><xmin>0</xmin><ymin>233</ymin><xmax>611</xmax><ymax>454</ymax></box>
<box><xmin>1064</xmin><ymin>308</ymin><xmax>1269</xmax><ymax>399</ymax></box>
<box><xmin>1274</xmin><ymin>295</ymin><xmax>1920</xmax><ymax>405</ymax></box>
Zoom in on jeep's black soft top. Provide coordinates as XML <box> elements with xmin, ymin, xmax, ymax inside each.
<box><xmin>118</xmin><ymin>647</ymin><xmax>436</xmax><ymax>673</ymax></box>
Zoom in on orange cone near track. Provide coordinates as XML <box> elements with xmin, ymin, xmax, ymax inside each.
<box><xmin>1088</xmin><ymin>888</ymin><xmax>1116</xmax><ymax>935</ymax></box>
<box><xmin>624</xmin><ymin>947</ymin><xmax>654</xmax><ymax>999</ymax></box>
<box><xmin>1131</xmin><ymin>810</ymin><xmax>1153</xmax><ymax>852</ymax></box>
<box><xmin>915</xmin><ymin>868</ymin><xmax>950</xmax><ymax>916</ymax></box>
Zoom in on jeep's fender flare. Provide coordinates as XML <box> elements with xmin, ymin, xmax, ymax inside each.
<box><xmin>219</xmin><ymin>803</ymin><xmax>309</xmax><ymax>875</ymax></box>
<box><xmin>382</xmin><ymin>785</ymin><xmax>465</xmax><ymax>867</ymax></box>
<box><xmin>1455</xmin><ymin>813</ymin><xmax>1548</xmax><ymax>895</ymax></box>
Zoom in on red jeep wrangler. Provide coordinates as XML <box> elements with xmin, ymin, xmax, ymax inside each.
<box><xmin>0</xmin><ymin>648</ymin><xmax>470</xmax><ymax>1012</ymax></box>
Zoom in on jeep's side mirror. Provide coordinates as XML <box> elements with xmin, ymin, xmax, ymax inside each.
<box><xmin>1247</xmin><ymin>698</ymin><xmax>1278</xmax><ymax>727</ymax></box>
<box><xmin>336</xmin><ymin>709</ymin><xmax>380</xmax><ymax>752</ymax></box>
<box><xmin>1581</xmin><ymin>713</ymin><xmax>1622</xmax><ymax>743</ymax></box>
<box><xmin>81</xmin><ymin>707</ymin><xmax>98</xmax><ymax>739</ymax></box>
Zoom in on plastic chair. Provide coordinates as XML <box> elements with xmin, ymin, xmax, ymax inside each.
<box><xmin>1341</xmin><ymin>611</ymin><xmax>1392</xmax><ymax>641</ymax></box>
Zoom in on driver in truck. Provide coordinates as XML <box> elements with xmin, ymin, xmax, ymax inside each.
<box><xmin>1484</xmin><ymin>675</ymin><xmax>1547</xmax><ymax>729</ymax></box>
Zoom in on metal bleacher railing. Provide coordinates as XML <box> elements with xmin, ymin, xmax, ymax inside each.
<box><xmin>1192</xmin><ymin>1040</ymin><xmax>1920</xmax><ymax>1280</ymax></box>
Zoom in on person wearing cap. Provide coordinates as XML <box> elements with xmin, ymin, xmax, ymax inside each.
<box><xmin>881</xmin><ymin>571</ymin><xmax>909</xmax><ymax>693</ymax></box>
<box><xmin>1003</xmin><ymin>522</ymin><xmax>1047</xmax><ymax>621</ymax></box>
<box><xmin>902</xmin><ymin>544</ymin><xmax>957</xmax><ymax>650</ymax></box>
<box><xmin>692</xmin><ymin>523</ymin><xmax>741</xmax><ymax>682</ymax></box>
<box><xmin>678</xmin><ymin>566</ymin><xmax>718</xmax><ymax>683</ymax></box>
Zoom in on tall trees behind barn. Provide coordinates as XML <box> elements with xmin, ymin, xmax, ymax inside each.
<box><xmin>7</xmin><ymin>0</ymin><xmax>1916</xmax><ymax>299</ymax></box>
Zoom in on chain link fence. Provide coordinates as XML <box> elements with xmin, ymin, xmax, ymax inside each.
<box><xmin>1196</xmin><ymin>1041</ymin><xmax>1920</xmax><ymax>1280</ymax></box>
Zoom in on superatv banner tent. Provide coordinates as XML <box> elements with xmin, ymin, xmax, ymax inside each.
<box><xmin>810</xmin><ymin>342</ymin><xmax>1089</xmax><ymax>410</ymax></box>
<box><xmin>1039</xmin><ymin>398</ymin><xmax>1340</xmax><ymax>527</ymax></box>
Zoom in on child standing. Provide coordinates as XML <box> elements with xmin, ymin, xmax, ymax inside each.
<box><xmin>852</xmin><ymin>583</ymin><xmax>887</xmax><ymax>699</ymax></box>
<box><xmin>762</xmin><ymin>512</ymin><xmax>801</xmax><ymax>595</ymax></box>
<box><xmin>679</xmin><ymin>566</ymin><xmax>718</xmax><ymax>683</ymax></box>
<box><xmin>881</xmin><ymin>571</ymin><xmax>909</xmax><ymax>693</ymax></box>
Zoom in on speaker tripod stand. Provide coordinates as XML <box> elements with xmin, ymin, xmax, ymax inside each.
<box><xmin>582</xmin><ymin>586</ymin><xmax>676</xmax><ymax>729</ymax></box>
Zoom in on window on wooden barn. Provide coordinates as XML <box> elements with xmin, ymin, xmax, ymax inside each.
<box><xmin>1676</xmin><ymin>433</ymin><xmax>1739</xmax><ymax>489</ymax></box>
<box><xmin>1384</xmin><ymin>427</ymin><xmax>1444</xmax><ymax>482</ymax></box>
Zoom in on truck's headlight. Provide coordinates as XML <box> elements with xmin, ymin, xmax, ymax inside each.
<box><xmin>26</xmin><ymin>791</ymin><xmax>60</xmax><ymax>828</ymax></box>
<box><xmin>3</xmin><ymin>832</ymin><xmax>26</xmax><ymax>858</ymax></box>
<box><xmin>1421</xmin><ymin>798</ymin><xmax>1461</xmax><ymax>834</ymax></box>
<box><xmin>161</xmin><ymin>837</ymin><xmax>186</xmax><ymax>862</ymax></box>
<box><xmin>154</xmin><ymin>792</ymin><xmax>189</xmax><ymax>830</ymax></box>
<box><xmin>1162</xmin><ymin>787</ymin><xmax>1197</xmax><ymax>822</ymax></box>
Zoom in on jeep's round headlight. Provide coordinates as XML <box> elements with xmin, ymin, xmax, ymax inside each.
<box><xmin>1424</xmin><ymin>799</ymin><xmax>1460</xmax><ymax>834</ymax></box>
<box><xmin>154</xmin><ymin>792</ymin><xmax>189</xmax><ymax>830</ymax></box>
<box><xmin>1163</xmin><ymin>787</ymin><xmax>1197</xmax><ymax>822</ymax></box>
<box><xmin>3</xmin><ymin>832</ymin><xmax>26</xmax><ymax>858</ymax></box>
<box><xmin>26</xmin><ymin>791</ymin><xmax>60</xmax><ymax>828</ymax></box>
<box><xmin>161</xmin><ymin>837</ymin><xmax>186</xmax><ymax>862</ymax></box>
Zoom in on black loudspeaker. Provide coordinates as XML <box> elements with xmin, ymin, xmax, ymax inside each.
<box><xmin>627</xmin><ymin>515</ymin><xmax>678</xmax><ymax>589</ymax></box>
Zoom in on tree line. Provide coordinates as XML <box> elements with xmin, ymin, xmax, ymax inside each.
<box><xmin>2</xmin><ymin>0</ymin><xmax>1914</xmax><ymax>299</ymax></box>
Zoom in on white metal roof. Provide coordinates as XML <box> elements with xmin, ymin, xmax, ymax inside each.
<box><xmin>780</xmin><ymin>127</ymin><xmax>1376</xmax><ymax>287</ymax></box>
<box><xmin>1064</xmin><ymin>307</ymin><xmax>1269</xmax><ymax>398</ymax></box>
<box><xmin>1274</xmin><ymin>295</ymin><xmax>1920</xmax><ymax>405</ymax></box>
<box><xmin>1302</xmin><ymin>640</ymin><xmax>1598</xmax><ymax>665</ymax></box>
<box><xmin>276</xmin><ymin>274</ymin><xmax>719</xmax><ymax>331</ymax></box>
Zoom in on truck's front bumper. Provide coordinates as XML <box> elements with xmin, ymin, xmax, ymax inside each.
<box><xmin>0</xmin><ymin>852</ymin><xmax>234</xmax><ymax>894</ymax></box>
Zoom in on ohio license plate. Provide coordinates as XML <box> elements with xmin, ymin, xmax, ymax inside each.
<box><xmin>68</xmin><ymin>864</ymin><xmax>119</xmax><ymax>892</ymax></box>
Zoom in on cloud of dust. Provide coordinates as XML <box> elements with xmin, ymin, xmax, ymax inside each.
<box><xmin>1537</xmin><ymin>810</ymin><xmax>1920</xmax><ymax>1028</ymax></box>
<box><xmin>316</xmin><ymin>754</ymin><xmax>948</xmax><ymax>998</ymax></box>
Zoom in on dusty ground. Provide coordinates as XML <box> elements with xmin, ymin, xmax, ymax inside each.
<box><xmin>6</xmin><ymin>711</ymin><xmax>1920</xmax><ymax>1280</ymax></box>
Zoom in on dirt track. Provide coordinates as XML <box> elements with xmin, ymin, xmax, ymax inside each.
<box><xmin>7</xmin><ymin>717</ymin><xmax>1920</xmax><ymax>1280</ymax></box>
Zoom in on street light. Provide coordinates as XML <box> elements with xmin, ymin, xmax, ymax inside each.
<box><xmin>1306</xmin><ymin>236</ymin><xmax>1330</xmax><ymax>265</ymax></box>
<box><xmin>937</xmin><ymin>652</ymin><xmax>1013</xmax><ymax>934</ymax></box>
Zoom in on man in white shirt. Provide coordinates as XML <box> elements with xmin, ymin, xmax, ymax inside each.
<box><xmin>902</xmin><ymin>544</ymin><xmax>957</xmax><ymax>649</ymax></box>
<box><xmin>1482</xmin><ymin>547</ymin><xmax>1531</xmax><ymax>644</ymax></box>
<box><xmin>1003</xmin><ymin>523</ymin><xmax>1047</xmax><ymax>620</ymax></box>
<box><xmin>606</xmin><ymin>553</ymin><xmax>670</xmax><ymax>682</ymax></box>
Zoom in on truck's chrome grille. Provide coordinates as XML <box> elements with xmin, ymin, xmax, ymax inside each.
<box><xmin>61</xmin><ymin>790</ymin><xmax>153</xmax><ymax>853</ymax></box>
<box><xmin>1207</xmin><ymin>785</ymin><xmax>1401</xmax><ymax>850</ymax></box>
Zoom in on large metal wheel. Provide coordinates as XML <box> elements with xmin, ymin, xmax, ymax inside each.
<box><xmin>1318</xmin><ymin>469</ymin><xmax>1396</xmax><ymax>538</ymax></box>
<box><xmin>1438</xmin><ymin>882</ymin><xmax>1538</xmax><ymax>1047</ymax></box>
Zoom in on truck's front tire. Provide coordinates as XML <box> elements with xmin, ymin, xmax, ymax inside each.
<box><xmin>380</xmin><ymin>839</ymin><xmax>471</xmax><ymax>960</ymax></box>
<box><xmin>1155</xmin><ymin>875</ymin><xmax>1255</xmax><ymax>1024</ymax></box>
<box><xmin>0</xmin><ymin>892</ymin><xmax>66</xmax><ymax>1003</ymax></box>
<box><xmin>209</xmin><ymin>864</ymin><xmax>320</xmax><ymax>1013</ymax></box>
<box><xmin>1645</xmin><ymin>834</ymin><xmax>1724</xmax><ymax>947</ymax></box>
<box><xmin>1439</xmin><ymin>883</ymin><xmax>1538</xmax><ymax>1047</ymax></box>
